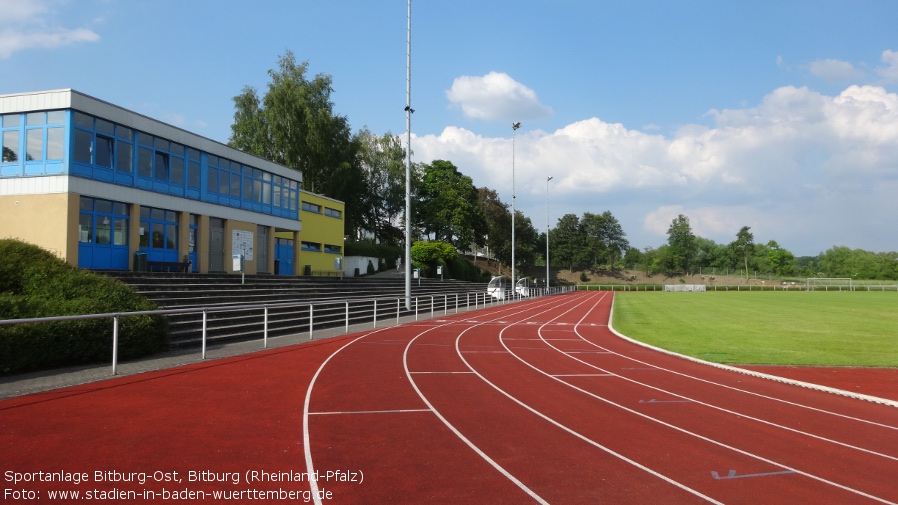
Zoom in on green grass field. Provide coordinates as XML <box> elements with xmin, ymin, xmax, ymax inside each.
<box><xmin>611</xmin><ymin>291</ymin><xmax>898</xmax><ymax>367</ymax></box>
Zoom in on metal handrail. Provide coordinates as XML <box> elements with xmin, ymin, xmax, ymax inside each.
<box><xmin>1</xmin><ymin>287</ymin><xmax>570</xmax><ymax>376</ymax></box>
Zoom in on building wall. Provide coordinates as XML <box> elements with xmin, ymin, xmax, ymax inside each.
<box><xmin>0</xmin><ymin>89</ymin><xmax>345</xmax><ymax>276</ymax></box>
<box><xmin>0</xmin><ymin>191</ymin><xmax>75</xmax><ymax>264</ymax></box>
<box><xmin>276</xmin><ymin>191</ymin><xmax>345</xmax><ymax>276</ymax></box>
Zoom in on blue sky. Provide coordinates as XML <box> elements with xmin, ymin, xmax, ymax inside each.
<box><xmin>3</xmin><ymin>0</ymin><xmax>898</xmax><ymax>257</ymax></box>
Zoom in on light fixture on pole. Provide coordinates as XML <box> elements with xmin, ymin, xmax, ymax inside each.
<box><xmin>511</xmin><ymin>121</ymin><xmax>520</xmax><ymax>299</ymax></box>
<box><xmin>546</xmin><ymin>176</ymin><xmax>553</xmax><ymax>293</ymax></box>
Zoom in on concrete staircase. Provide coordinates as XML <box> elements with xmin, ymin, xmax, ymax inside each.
<box><xmin>102</xmin><ymin>271</ymin><xmax>489</xmax><ymax>348</ymax></box>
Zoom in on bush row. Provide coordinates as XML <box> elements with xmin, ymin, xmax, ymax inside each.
<box><xmin>0</xmin><ymin>239</ymin><xmax>169</xmax><ymax>375</ymax></box>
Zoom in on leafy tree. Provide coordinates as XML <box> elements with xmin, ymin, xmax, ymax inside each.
<box><xmin>693</xmin><ymin>237</ymin><xmax>728</xmax><ymax>273</ymax></box>
<box><xmin>477</xmin><ymin>187</ymin><xmax>511</xmax><ymax>267</ymax></box>
<box><xmin>229</xmin><ymin>51</ymin><xmax>365</xmax><ymax>234</ymax></box>
<box><xmin>513</xmin><ymin>210</ymin><xmax>540</xmax><ymax>271</ymax></box>
<box><xmin>580</xmin><ymin>212</ymin><xmax>607</xmax><ymax>270</ymax></box>
<box><xmin>417</xmin><ymin>160</ymin><xmax>483</xmax><ymax>248</ymax></box>
<box><xmin>757</xmin><ymin>240</ymin><xmax>795</xmax><ymax>276</ymax></box>
<box><xmin>729</xmin><ymin>226</ymin><xmax>755</xmax><ymax>279</ymax></box>
<box><xmin>551</xmin><ymin>213</ymin><xmax>587</xmax><ymax>271</ymax></box>
<box><xmin>598</xmin><ymin>210</ymin><xmax>629</xmax><ymax>269</ymax></box>
<box><xmin>356</xmin><ymin>128</ymin><xmax>407</xmax><ymax>244</ymax></box>
<box><xmin>666</xmin><ymin>214</ymin><xmax>696</xmax><ymax>274</ymax></box>
<box><xmin>622</xmin><ymin>247</ymin><xmax>643</xmax><ymax>270</ymax></box>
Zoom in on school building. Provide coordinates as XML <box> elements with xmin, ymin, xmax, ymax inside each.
<box><xmin>0</xmin><ymin>89</ymin><xmax>344</xmax><ymax>276</ymax></box>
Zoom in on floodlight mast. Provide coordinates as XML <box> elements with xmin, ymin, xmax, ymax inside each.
<box><xmin>546</xmin><ymin>176</ymin><xmax>552</xmax><ymax>292</ymax></box>
<box><xmin>511</xmin><ymin>122</ymin><xmax>520</xmax><ymax>299</ymax></box>
<box><xmin>404</xmin><ymin>0</ymin><xmax>412</xmax><ymax>310</ymax></box>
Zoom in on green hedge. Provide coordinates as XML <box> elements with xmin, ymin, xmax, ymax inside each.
<box><xmin>0</xmin><ymin>239</ymin><xmax>169</xmax><ymax>375</ymax></box>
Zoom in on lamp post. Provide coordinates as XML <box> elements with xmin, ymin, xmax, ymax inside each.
<box><xmin>511</xmin><ymin>122</ymin><xmax>520</xmax><ymax>299</ymax></box>
<box><xmin>546</xmin><ymin>176</ymin><xmax>552</xmax><ymax>293</ymax></box>
<box><xmin>404</xmin><ymin>0</ymin><xmax>413</xmax><ymax>310</ymax></box>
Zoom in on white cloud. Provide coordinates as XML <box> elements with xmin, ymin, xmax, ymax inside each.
<box><xmin>876</xmin><ymin>49</ymin><xmax>898</xmax><ymax>84</ymax></box>
<box><xmin>808</xmin><ymin>58</ymin><xmax>865</xmax><ymax>82</ymax></box>
<box><xmin>413</xmin><ymin>84</ymin><xmax>898</xmax><ymax>254</ymax></box>
<box><xmin>446</xmin><ymin>72</ymin><xmax>553</xmax><ymax>121</ymax></box>
<box><xmin>0</xmin><ymin>0</ymin><xmax>100</xmax><ymax>59</ymax></box>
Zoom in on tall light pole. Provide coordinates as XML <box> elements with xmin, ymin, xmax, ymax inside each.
<box><xmin>546</xmin><ymin>176</ymin><xmax>553</xmax><ymax>293</ymax></box>
<box><xmin>511</xmin><ymin>122</ymin><xmax>520</xmax><ymax>299</ymax></box>
<box><xmin>404</xmin><ymin>0</ymin><xmax>413</xmax><ymax>309</ymax></box>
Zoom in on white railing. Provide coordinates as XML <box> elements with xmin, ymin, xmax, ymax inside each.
<box><xmin>1</xmin><ymin>286</ymin><xmax>572</xmax><ymax>377</ymax></box>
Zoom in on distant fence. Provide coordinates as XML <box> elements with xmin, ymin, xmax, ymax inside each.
<box><xmin>577</xmin><ymin>284</ymin><xmax>898</xmax><ymax>292</ymax></box>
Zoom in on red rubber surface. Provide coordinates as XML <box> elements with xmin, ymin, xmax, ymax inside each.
<box><xmin>2</xmin><ymin>291</ymin><xmax>896</xmax><ymax>504</ymax></box>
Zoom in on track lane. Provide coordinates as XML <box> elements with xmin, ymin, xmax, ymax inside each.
<box><xmin>485</xmin><ymin>291</ymin><xmax>898</xmax><ymax>503</ymax></box>
<box><xmin>303</xmin><ymin>290</ymin><xmax>897</xmax><ymax>503</ymax></box>
<box><xmin>304</xmin><ymin>296</ymin><xmax>589</xmax><ymax>504</ymax></box>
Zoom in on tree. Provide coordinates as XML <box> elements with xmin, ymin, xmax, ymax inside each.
<box><xmin>598</xmin><ymin>210</ymin><xmax>629</xmax><ymax>269</ymax></box>
<box><xmin>693</xmin><ymin>237</ymin><xmax>727</xmax><ymax>274</ymax></box>
<box><xmin>513</xmin><ymin>210</ymin><xmax>540</xmax><ymax>271</ymax></box>
<box><xmin>666</xmin><ymin>214</ymin><xmax>696</xmax><ymax>274</ymax></box>
<box><xmin>580</xmin><ymin>212</ymin><xmax>607</xmax><ymax>270</ymax></box>
<box><xmin>551</xmin><ymin>214</ymin><xmax>587</xmax><ymax>271</ymax></box>
<box><xmin>478</xmin><ymin>187</ymin><xmax>511</xmax><ymax>267</ymax></box>
<box><xmin>729</xmin><ymin>226</ymin><xmax>755</xmax><ymax>279</ymax></box>
<box><xmin>229</xmin><ymin>51</ymin><xmax>365</xmax><ymax>234</ymax></box>
<box><xmin>759</xmin><ymin>240</ymin><xmax>795</xmax><ymax>276</ymax></box>
<box><xmin>356</xmin><ymin>128</ymin><xmax>407</xmax><ymax>244</ymax></box>
<box><xmin>417</xmin><ymin>160</ymin><xmax>483</xmax><ymax>248</ymax></box>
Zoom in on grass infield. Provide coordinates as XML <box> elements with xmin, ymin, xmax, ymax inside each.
<box><xmin>612</xmin><ymin>291</ymin><xmax>898</xmax><ymax>367</ymax></box>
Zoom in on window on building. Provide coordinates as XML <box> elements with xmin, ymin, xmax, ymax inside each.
<box><xmin>171</xmin><ymin>155</ymin><xmax>184</xmax><ymax>184</ymax></box>
<box><xmin>74</xmin><ymin>129</ymin><xmax>92</xmax><ymax>164</ymax></box>
<box><xmin>79</xmin><ymin>213</ymin><xmax>93</xmax><ymax>243</ymax></box>
<box><xmin>155</xmin><ymin>151</ymin><xmax>169</xmax><ymax>181</ymax></box>
<box><xmin>26</xmin><ymin>128</ymin><xmax>43</xmax><ymax>161</ymax></box>
<box><xmin>219</xmin><ymin>170</ymin><xmax>230</xmax><ymax>196</ymax></box>
<box><xmin>96</xmin><ymin>134</ymin><xmax>114</xmax><ymax>168</ymax></box>
<box><xmin>324</xmin><ymin>244</ymin><xmax>342</xmax><ymax>254</ymax></box>
<box><xmin>207</xmin><ymin>166</ymin><xmax>218</xmax><ymax>192</ymax></box>
<box><xmin>301</xmin><ymin>241</ymin><xmax>321</xmax><ymax>251</ymax></box>
<box><xmin>302</xmin><ymin>201</ymin><xmax>321</xmax><ymax>213</ymax></box>
<box><xmin>79</xmin><ymin>196</ymin><xmax>129</xmax><ymax>247</ymax></box>
<box><xmin>324</xmin><ymin>207</ymin><xmax>342</xmax><ymax>219</ymax></box>
<box><xmin>138</xmin><ymin>147</ymin><xmax>152</xmax><ymax>178</ymax></box>
<box><xmin>116</xmin><ymin>140</ymin><xmax>132</xmax><ymax>173</ymax></box>
<box><xmin>46</xmin><ymin>127</ymin><xmax>64</xmax><ymax>160</ymax></box>
<box><xmin>2</xmin><ymin>130</ymin><xmax>19</xmax><ymax>163</ymax></box>
<box><xmin>139</xmin><ymin>206</ymin><xmax>179</xmax><ymax>251</ymax></box>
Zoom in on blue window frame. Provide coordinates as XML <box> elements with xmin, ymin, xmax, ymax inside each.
<box><xmin>139</xmin><ymin>206</ymin><xmax>180</xmax><ymax>263</ymax></box>
<box><xmin>78</xmin><ymin>196</ymin><xmax>130</xmax><ymax>270</ymax></box>
<box><xmin>1</xmin><ymin>111</ymin><xmax>66</xmax><ymax>176</ymax></box>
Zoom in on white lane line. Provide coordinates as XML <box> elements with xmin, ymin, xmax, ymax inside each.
<box><xmin>310</xmin><ymin>409</ymin><xmax>431</xmax><ymax>415</ymax></box>
<box><xmin>410</xmin><ymin>371</ymin><xmax>475</xmax><ymax>374</ymax></box>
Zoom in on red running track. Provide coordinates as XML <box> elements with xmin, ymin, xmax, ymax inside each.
<box><xmin>2</xmin><ymin>291</ymin><xmax>897</xmax><ymax>504</ymax></box>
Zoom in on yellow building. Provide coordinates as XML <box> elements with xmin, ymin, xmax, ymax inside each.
<box><xmin>0</xmin><ymin>89</ymin><xmax>344</xmax><ymax>276</ymax></box>
<box><xmin>276</xmin><ymin>191</ymin><xmax>345</xmax><ymax>276</ymax></box>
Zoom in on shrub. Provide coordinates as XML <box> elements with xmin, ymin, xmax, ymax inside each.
<box><xmin>580</xmin><ymin>272</ymin><xmax>589</xmax><ymax>282</ymax></box>
<box><xmin>0</xmin><ymin>239</ymin><xmax>169</xmax><ymax>375</ymax></box>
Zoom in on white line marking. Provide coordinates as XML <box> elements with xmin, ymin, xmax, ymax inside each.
<box><xmin>310</xmin><ymin>409</ymin><xmax>431</xmax><ymax>415</ymax></box>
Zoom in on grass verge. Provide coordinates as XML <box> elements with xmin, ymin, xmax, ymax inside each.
<box><xmin>612</xmin><ymin>291</ymin><xmax>898</xmax><ymax>367</ymax></box>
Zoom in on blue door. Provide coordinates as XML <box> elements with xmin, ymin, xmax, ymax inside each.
<box><xmin>275</xmin><ymin>239</ymin><xmax>294</xmax><ymax>275</ymax></box>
